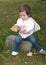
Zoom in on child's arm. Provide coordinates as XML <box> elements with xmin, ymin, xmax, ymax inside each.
<box><xmin>10</xmin><ymin>18</ymin><xmax>24</xmax><ymax>32</ymax></box>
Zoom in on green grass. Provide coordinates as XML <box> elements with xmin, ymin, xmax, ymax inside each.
<box><xmin>0</xmin><ymin>0</ymin><xmax>46</xmax><ymax>65</ymax></box>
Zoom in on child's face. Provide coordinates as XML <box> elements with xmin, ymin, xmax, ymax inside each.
<box><xmin>19</xmin><ymin>11</ymin><xmax>29</xmax><ymax>21</ymax></box>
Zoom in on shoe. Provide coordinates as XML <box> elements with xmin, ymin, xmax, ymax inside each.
<box><xmin>12</xmin><ymin>51</ymin><xmax>19</xmax><ymax>56</ymax></box>
<box><xmin>27</xmin><ymin>52</ymin><xmax>33</xmax><ymax>56</ymax></box>
<box><xmin>39</xmin><ymin>50</ymin><xmax>46</xmax><ymax>55</ymax></box>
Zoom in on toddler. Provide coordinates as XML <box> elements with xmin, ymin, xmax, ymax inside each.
<box><xmin>11</xmin><ymin>4</ymin><xmax>46</xmax><ymax>56</ymax></box>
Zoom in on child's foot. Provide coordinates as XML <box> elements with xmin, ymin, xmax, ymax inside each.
<box><xmin>39</xmin><ymin>50</ymin><xmax>46</xmax><ymax>55</ymax></box>
<box><xmin>12</xmin><ymin>51</ymin><xmax>19</xmax><ymax>56</ymax></box>
<box><xmin>27</xmin><ymin>52</ymin><xmax>33</xmax><ymax>56</ymax></box>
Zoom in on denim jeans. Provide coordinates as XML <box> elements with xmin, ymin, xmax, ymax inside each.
<box><xmin>12</xmin><ymin>34</ymin><xmax>42</xmax><ymax>52</ymax></box>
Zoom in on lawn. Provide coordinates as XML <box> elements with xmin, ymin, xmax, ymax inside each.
<box><xmin>0</xmin><ymin>0</ymin><xmax>46</xmax><ymax>65</ymax></box>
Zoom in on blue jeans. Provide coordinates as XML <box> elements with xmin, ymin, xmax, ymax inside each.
<box><xmin>12</xmin><ymin>34</ymin><xmax>42</xmax><ymax>52</ymax></box>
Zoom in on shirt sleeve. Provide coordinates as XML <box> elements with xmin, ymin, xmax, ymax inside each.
<box><xmin>14</xmin><ymin>18</ymin><xmax>23</xmax><ymax>26</ymax></box>
<box><xmin>25</xmin><ymin>18</ymin><xmax>35</xmax><ymax>32</ymax></box>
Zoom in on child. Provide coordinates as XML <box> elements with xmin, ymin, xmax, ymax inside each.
<box><xmin>11</xmin><ymin>4</ymin><xmax>46</xmax><ymax>56</ymax></box>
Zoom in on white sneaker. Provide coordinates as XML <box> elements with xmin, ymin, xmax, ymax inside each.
<box><xmin>27</xmin><ymin>52</ymin><xmax>33</xmax><ymax>56</ymax></box>
<box><xmin>12</xmin><ymin>51</ymin><xmax>19</xmax><ymax>56</ymax></box>
<box><xmin>39</xmin><ymin>50</ymin><xmax>46</xmax><ymax>55</ymax></box>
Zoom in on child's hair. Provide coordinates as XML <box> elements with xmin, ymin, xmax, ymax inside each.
<box><xmin>19</xmin><ymin>4</ymin><xmax>32</xmax><ymax>17</ymax></box>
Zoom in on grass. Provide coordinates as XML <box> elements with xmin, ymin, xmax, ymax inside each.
<box><xmin>0</xmin><ymin>0</ymin><xmax>46</xmax><ymax>65</ymax></box>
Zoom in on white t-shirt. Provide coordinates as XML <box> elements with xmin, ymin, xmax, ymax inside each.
<box><xmin>15</xmin><ymin>17</ymin><xmax>40</xmax><ymax>38</ymax></box>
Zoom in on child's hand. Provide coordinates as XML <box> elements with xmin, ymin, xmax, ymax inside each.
<box><xmin>20</xmin><ymin>29</ymin><xmax>26</xmax><ymax>32</ymax></box>
<box><xmin>10</xmin><ymin>25</ymin><xmax>20</xmax><ymax>32</ymax></box>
